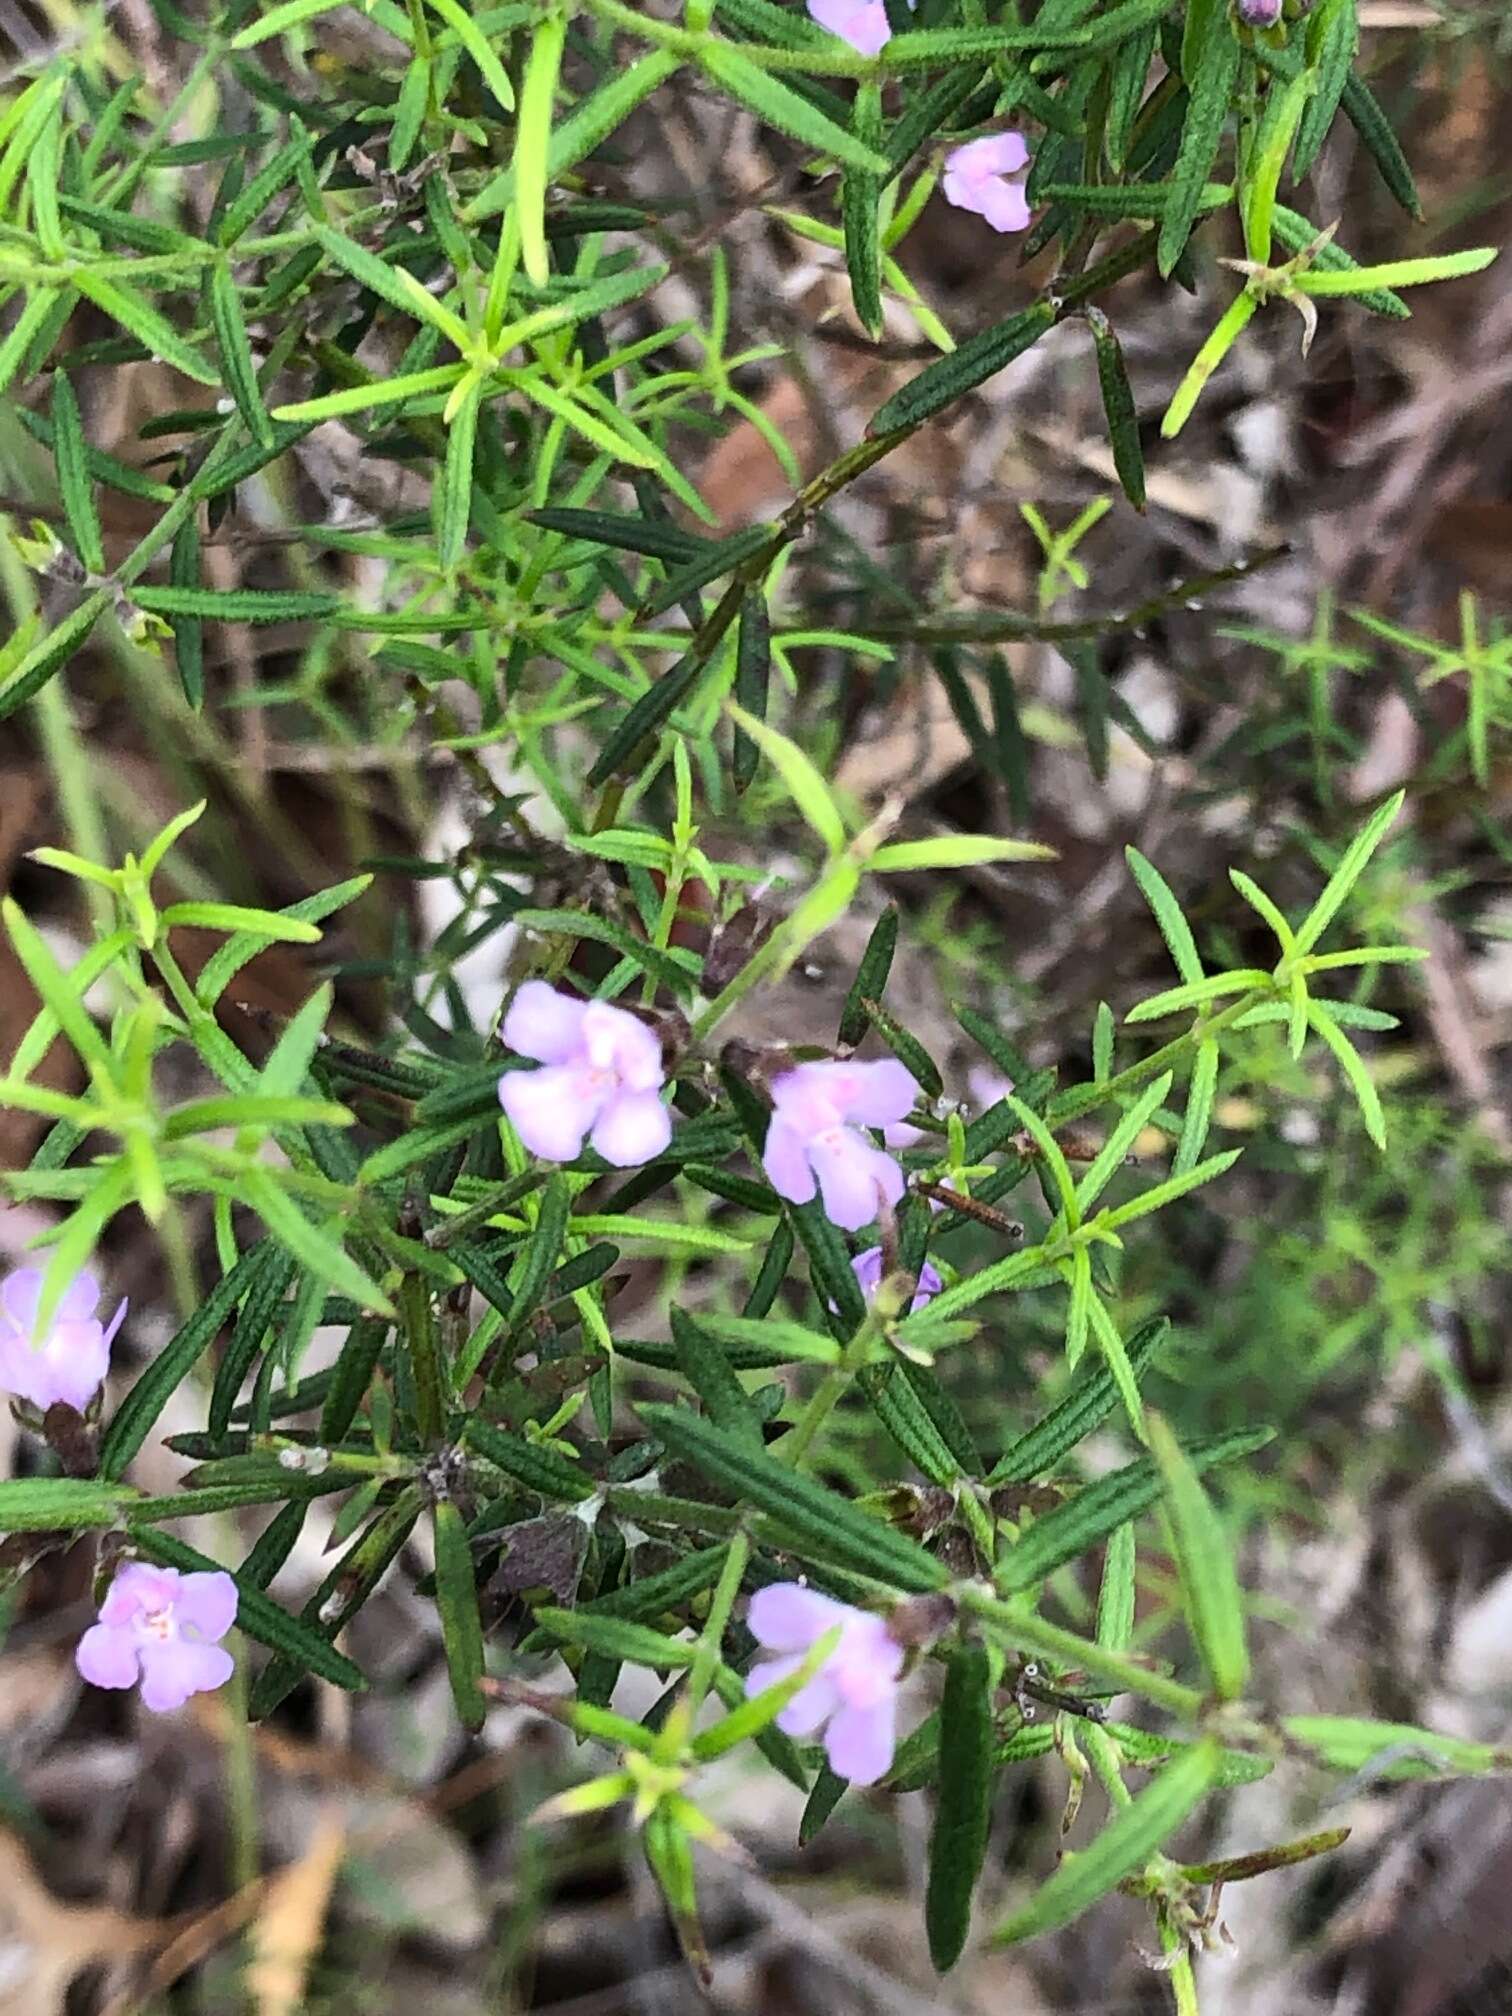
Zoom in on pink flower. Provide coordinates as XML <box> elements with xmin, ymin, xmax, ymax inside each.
<box><xmin>499</xmin><ymin>981</ymin><xmax>672</xmax><ymax>1167</ymax></box>
<box><xmin>943</xmin><ymin>133</ymin><xmax>1033</xmax><ymax>234</ymax></box>
<box><xmin>746</xmin><ymin>1583</ymin><xmax>903</xmax><ymax>1784</ymax></box>
<box><xmin>1238</xmin><ymin>0</ymin><xmax>1281</xmax><ymax>21</ymax></box>
<box><xmin>762</xmin><ymin>1060</ymin><xmax>919</xmax><ymax>1231</ymax></box>
<box><xmin>807</xmin><ymin>0</ymin><xmax>893</xmax><ymax>55</ymax></box>
<box><xmin>852</xmin><ymin>1247</ymin><xmax>943</xmax><ymax>1312</ymax></box>
<box><xmin>0</xmin><ymin>1268</ymin><xmax>125</xmax><ymax>1414</ymax></box>
<box><xmin>75</xmin><ymin>1562</ymin><xmax>237</xmax><ymax>1713</ymax></box>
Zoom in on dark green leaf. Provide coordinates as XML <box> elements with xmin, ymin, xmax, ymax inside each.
<box><xmin>102</xmin><ymin>1241</ymin><xmax>277</xmax><ymax>1479</ymax></box>
<box><xmin>837</xmin><ymin>906</ymin><xmax>899</xmax><ymax>1048</ymax></box>
<box><xmin>870</xmin><ymin>301</ymin><xmax>1057</xmax><ymax>434</ymax></box>
<box><xmin>642</xmin><ymin>522</ymin><xmax>774</xmax><ymax>620</ymax></box>
<box><xmin>169</xmin><ymin>516</ymin><xmax>205</xmax><ymax>708</ymax></box>
<box><xmin>1158</xmin><ymin>20</ymin><xmax>1239</xmax><ymax>278</ymax></box>
<box><xmin>671</xmin><ymin>1308</ymin><xmax>763</xmax><ymax>1454</ymax></box>
<box><xmin>842</xmin><ymin>81</ymin><xmax>884</xmax><ymax>339</ymax></box>
<box><xmin>528</xmin><ymin>506</ymin><xmax>709</xmax><ymax>566</ymax></box>
<box><xmin>1293</xmin><ymin>0</ymin><xmax>1357</xmax><ymax>177</ymax></box>
<box><xmin>500</xmin><ymin>1173</ymin><xmax>571</xmax><ymax>1343</ymax></box>
<box><xmin>800</xmin><ymin>1763</ymin><xmax>849</xmax><ymax>1843</ymax></box>
<box><xmin>641</xmin><ymin>1405</ymin><xmax>949</xmax><ymax>1591</ymax></box>
<box><xmin>51</xmin><ymin>373</ymin><xmax>104</xmax><ymax>574</ymax></box>
<box><xmin>926</xmin><ymin>1642</ymin><xmax>994</xmax><ymax>1972</ymax></box>
<box><xmin>467</xmin><ymin>1417</ymin><xmax>595</xmax><ymax>1502</ymax></box>
<box><xmin>1341</xmin><ymin>69</ymin><xmax>1420</xmax><ymax>217</ymax></box>
<box><xmin>0</xmin><ymin>1476</ymin><xmax>133</xmax><ymax>1530</ymax></box>
<box><xmin>318</xmin><ymin>1317</ymin><xmax>390</xmax><ymax>1442</ymax></box>
<box><xmin>733</xmin><ymin>589</ymin><xmax>772</xmax><ymax>794</ymax></box>
<box><xmin>208</xmin><ymin>1243</ymin><xmax>296</xmax><ymax>1438</ymax></box>
<box><xmin>210</xmin><ymin>259</ymin><xmax>275</xmax><ymax>450</ymax></box>
<box><xmin>433</xmin><ymin>1498</ymin><xmax>487</xmax><ymax>1729</ymax></box>
<box><xmin>1085</xmin><ymin>308</ymin><xmax>1144</xmax><ymax>511</ymax></box>
<box><xmin>996</xmin><ymin>1424</ymin><xmax>1272</xmax><ymax>1593</ymax></box>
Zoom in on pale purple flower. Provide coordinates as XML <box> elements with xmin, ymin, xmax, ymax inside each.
<box><xmin>762</xmin><ymin>1059</ymin><xmax>919</xmax><ymax>1232</ymax></box>
<box><xmin>852</xmin><ymin>1246</ymin><xmax>943</xmax><ymax>1312</ymax></box>
<box><xmin>0</xmin><ymin>1268</ymin><xmax>125</xmax><ymax>1414</ymax></box>
<box><xmin>943</xmin><ymin>132</ymin><xmax>1033</xmax><ymax>235</ymax></box>
<box><xmin>807</xmin><ymin>0</ymin><xmax>893</xmax><ymax>56</ymax></box>
<box><xmin>968</xmin><ymin>1064</ymin><xmax>1015</xmax><ymax>1112</ymax></box>
<box><xmin>1237</xmin><ymin>0</ymin><xmax>1281</xmax><ymax>22</ymax></box>
<box><xmin>499</xmin><ymin>981</ymin><xmax>672</xmax><ymax>1167</ymax></box>
<box><xmin>75</xmin><ymin>1562</ymin><xmax>237</xmax><ymax>1713</ymax></box>
<box><xmin>746</xmin><ymin>1583</ymin><xmax>903</xmax><ymax>1784</ymax></box>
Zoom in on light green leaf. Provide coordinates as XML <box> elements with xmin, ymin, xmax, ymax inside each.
<box><xmin>697</xmin><ymin>43</ymin><xmax>889</xmax><ymax>174</ymax></box>
<box><xmin>993</xmin><ymin>1741</ymin><xmax>1220</xmax><ymax>1944</ymax></box>
<box><xmin>1291</xmin><ymin>789</ymin><xmax>1404</xmax><ymax>956</ymax></box>
<box><xmin>1294</xmin><ymin>247</ymin><xmax>1497</xmax><ymax>295</ymax></box>
<box><xmin>71</xmin><ymin>271</ymin><xmax>218</xmax><ymax>386</ymax></box>
<box><xmin>1149</xmin><ymin>1413</ymin><xmax>1249</xmax><ymax>1700</ymax></box>
<box><xmin>726</xmin><ymin>699</ymin><xmax>848</xmax><ymax>855</ymax></box>
<box><xmin>1124</xmin><ymin>848</ymin><xmax>1204</xmax><ymax>983</ymax></box>
<box><xmin>516</xmin><ymin>7</ymin><xmax>566</xmax><ymax>286</ymax></box>
<box><xmin>157</xmin><ymin>900</ymin><xmax>322</xmax><ymax>942</ymax></box>
<box><xmin>1306</xmin><ymin>1000</ymin><xmax>1386</xmax><ymax>1149</ymax></box>
<box><xmin>868</xmin><ymin>836</ymin><xmax>1056</xmax><ymax>872</ymax></box>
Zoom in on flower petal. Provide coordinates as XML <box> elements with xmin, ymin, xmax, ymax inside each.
<box><xmin>101</xmin><ymin>1563</ymin><xmax>176</xmax><ymax>1625</ymax></box>
<box><xmin>761</xmin><ymin>1115</ymin><xmax>818</xmax><ymax>1207</ymax></box>
<box><xmin>583</xmin><ymin>1000</ymin><xmax>664</xmax><ymax>1094</ymax></box>
<box><xmin>500</xmin><ymin>1064</ymin><xmax>603</xmax><ymax>1162</ymax></box>
<box><xmin>139</xmin><ymin>1639</ymin><xmax>235</xmax><ymax>1713</ymax></box>
<box><xmin>942</xmin><ymin>168</ymin><xmax>979</xmax><ymax>216</ymax></box>
<box><xmin>75</xmin><ymin>1622</ymin><xmax>141</xmax><ymax>1690</ymax></box>
<box><xmin>977</xmin><ymin>131</ymin><xmax>1030</xmax><ymax>177</ymax></box>
<box><xmin>34</xmin><ymin>1321</ymin><xmax>111</xmax><ymax>1412</ymax></box>
<box><xmin>824</xmin><ymin>1696</ymin><xmax>896</xmax><ymax>1785</ymax></box>
<box><xmin>502</xmin><ymin>981</ymin><xmax>590</xmax><ymax>1066</ymax></box>
<box><xmin>914</xmin><ymin>1261</ymin><xmax>944</xmax><ymax>1309</ymax></box>
<box><xmin>745</xmin><ymin>1653</ymin><xmax>803</xmax><ymax>1700</ymax></box>
<box><xmin>979</xmin><ymin>178</ymin><xmax>1032</xmax><ymax>235</ymax></box>
<box><xmin>768</xmin><ymin>1065</ymin><xmax>845</xmax><ymax>1136</ymax></box>
<box><xmin>748</xmin><ymin>1582</ymin><xmax>849</xmax><ymax>1652</ymax></box>
<box><xmin>176</xmin><ymin>1570</ymin><xmax>239</xmax><ymax>1643</ymax></box>
<box><xmin>57</xmin><ymin>1271</ymin><xmax>102</xmax><ymax>1321</ymax></box>
<box><xmin>0</xmin><ymin>1269</ymin><xmax>43</xmax><ymax>1335</ymax></box>
<box><xmin>832</xmin><ymin>1059</ymin><xmax>919</xmax><ymax>1128</ymax></box>
<box><xmin>807</xmin><ymin>0</ymin><xmax>892</xmax><ymax>56</ymax></box>
<box><xmin>774</xmin><ymin>1669</ymin><xmax>842</xmax><ymax>1739</ymax></box>
<box><xmin>851</xmin><ymin>1246</ymin><xmax>885</xmax><ymax>1302</ymax></box>
<box><xmin>849</xmin><ymin>1248</ymin><xmax>942</xmax><ymax>1312</ymax></box>
<box><xmin>810</xmin><ymin>1130</ymin><xmax>902</xmax><ymax>1232</ymax></box>
<box><xmin>589</xmin><ymin>1089</ymin><xmax>672</xmax><ymax>1168</ymax></box>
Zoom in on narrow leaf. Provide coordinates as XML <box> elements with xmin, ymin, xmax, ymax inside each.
<box><xmin>993</xmin><ymin>1740</ymin><xmax>1219</xmax><ymax>1943</ymax></box>
<box><xmin>1149</xmin><ymin>1412</ymin><xmax>1249</xmax><ymax>1700</ymax></box>
<box><xmin>926</xmin><ymin>1642</ymin><xmax>994</xmax><ymax>1972</ymax></box>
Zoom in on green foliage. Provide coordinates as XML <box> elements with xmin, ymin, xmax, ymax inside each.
<box><xmin>0</xmin><ymin>5</ymin><xmax>1503</xmax><ymax>2006</ymax></box>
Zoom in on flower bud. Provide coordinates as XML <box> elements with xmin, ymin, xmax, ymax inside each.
<box><xmin>1237</xmin><ymin>0</ymin><xmax>1283</xmax><ymax>24</ymax></box>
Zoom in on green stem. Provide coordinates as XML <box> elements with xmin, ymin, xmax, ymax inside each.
<box><xmin>686</xmin><ymin>1530</ymin><xmax>751</xmax><ymax>1713</ymax></box>
<box><xmin>957</xmin><ymin>1584</ymin><xmax>1204</xmax><ymax>1719</ymax></box>
<box><xmin>783</xmin><ymin>1308</ymin><xmax>886</xmax><ymax>1469</ymax></box>
<box><xmin>400</xmin><ymin>1270</ymin><xmax>446</xmax><ymax>1445</ymax></box>
<box><xmin>1049</xmin><ymin>988</ymin><xmax>1269</xmax><ymax>1125</ymax></box>
<box><xmin>427</xmin><ymin>1169</ymin><xmax>547</xmax><ymax>1249</ymax></box>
